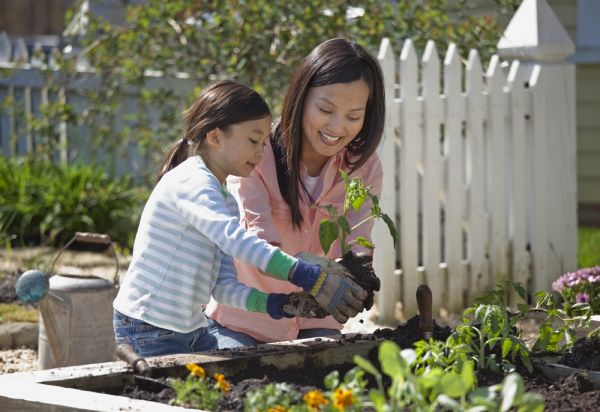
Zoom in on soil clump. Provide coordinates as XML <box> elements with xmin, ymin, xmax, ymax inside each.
<box><xmin>339</xmin><ymin>251</ymin><xmax>380</xmax><ymax>310</ymax></box>
<box><xmin>559</xmin><ymin>336</ymin><xmax>600</xmax><ymax>371</ymax></box>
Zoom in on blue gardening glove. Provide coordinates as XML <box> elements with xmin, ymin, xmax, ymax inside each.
<box><xmin>281</xmin><ymin>292</ymin><xmax>328</xmax><ymax>319</ymax></box>
<box><xmin>266</xmin><ymin>293</ymin><xmax>295</xmax><ymax>320</ymax></box>
<box><xmin>289</xmin><ymin>259</ymin><xmax>367</xmax><ymax>323</ymax></box>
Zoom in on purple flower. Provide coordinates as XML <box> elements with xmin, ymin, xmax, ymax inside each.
<box><xmin>576</xmin><ymin>293</ymin><xmax>590</xmax><ymax>303</ymax></box>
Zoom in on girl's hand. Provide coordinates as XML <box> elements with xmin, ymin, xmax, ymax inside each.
<box><xmin>282</xmin><ymin>292</ymin><xmax>328</xmax><ymax>318</ymax></box>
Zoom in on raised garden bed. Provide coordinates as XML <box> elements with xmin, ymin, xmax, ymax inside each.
<box><xmin>1</xmin><ymin>315</ymin><xmax>599</xmax><ymax>412</ymax></box>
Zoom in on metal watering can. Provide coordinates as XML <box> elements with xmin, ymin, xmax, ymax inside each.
<box><xmin>16</xmin><ymin>232</ymin><xmax>120</xmax><ymax>369</ymax></box>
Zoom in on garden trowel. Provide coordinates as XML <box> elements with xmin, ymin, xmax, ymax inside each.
<box><xmin>416</xmin><ymin>284</ymin><xmax>434</xmax><ymax>339</ymax></box>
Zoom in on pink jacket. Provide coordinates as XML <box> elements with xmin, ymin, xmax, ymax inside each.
<box><xmin>205</xmin><ymin>140</ymin><xmax>383</xmax><ymax>342</ymax></box>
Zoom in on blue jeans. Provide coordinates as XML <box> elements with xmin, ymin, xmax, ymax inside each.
<box><xmin>113</xmin><ymin>310</ymin><xmax>218</xmax><ymax>357</ymax></box>
<box><xmin>207</xmin><ymin>319</ymin><xmax>341</xmax><ymax>349</ymax></box>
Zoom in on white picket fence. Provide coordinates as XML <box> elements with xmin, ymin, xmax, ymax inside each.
<box><xmin>372</xmin><ymin>2</ymin><xmax>578</xmax><ymax>321</ymax></box>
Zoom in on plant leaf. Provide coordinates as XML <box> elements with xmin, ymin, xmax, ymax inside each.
<box><xmin>381</xmin><ymin>213</ymin><xmax>397</xmax><ymax>247</ymax></box>
<box><xmin>500</xmin><ymin>373</ymin><xmax>524</xmax><ymax>411</ymax></box>
<box><xmin>356</xmin><ymin>236</ymin><xmax>374</xmax><ymax>249</ymax></box>
<box><xmin>354</xmin><ymin>355</ymin><xmax>381</xmax><ymax>379</ymax></box>
<box><xmin>337</xmin><ymin>216</ymin><xmax>350</xmax><ymax>236</ymax></box>
<box><xmin>319</xmin><ymin>220</ymin><xmax>338</xmax><ymax>254</ymax></box>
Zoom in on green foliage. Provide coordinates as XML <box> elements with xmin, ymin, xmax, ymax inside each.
<box><xmin>170</xmin><ymin>365</ymin><xmax>225</xmax><ymax>410</ymax></box>
<box><xmin>80</xmin><ymin>0</ymin><xmax>509</xmax><ymax>110</ymax></box>
<box><xmin>244</xmin><ymin>382</ymin><xmax>303</xmax><ymax>411</ymax></box>
<box><xmin>529</xmin><ymin>291</ymin><xmax>592</xmax><ymax>352</ymax></box>
<box><xmin>579</xmin><ymin>227</ymin><xmax>600</xmax><ymax>268</ymax></box>
<box><xmin>0</xmin><ymin>0</ymin><xmax>513</xmax><ymax>177</ymax></box>
<box><xmin>0</xmin><ymin>156</ymin><xmax>148</xmax><ymax>248</ymax></box>
<box><xmin>354</xmin><ymin>341</ymin><xmax>544</xmax><ymax>412</ymax></box>
<box><xmin>318</xmin><ymin>170</ymin><xmax>397</xmax><ymax>255</ymax></box>
<box><xmin>0</xmin><ymin>302</ymin><xmax>39</xmax><ymax>323</ymax></box>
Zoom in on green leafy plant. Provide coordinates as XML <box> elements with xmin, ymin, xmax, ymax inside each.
<box><xmin>169</xmin><ymin>364</ymin><xmax>229</xmax><ymax>410</ymax></box>
<box><xmin>318</xmin><ymin>170</ymin><xmax>397</xmax><ymax>256</ymax></box>
<box><xmin>0</xmin><ymin>156</ymin><xmax>147</xmax><ymax>248</ymax></box>
<box><xmin>447</xmin><ymin>282</ymin><xmax>532</xmax><ymax>373</ymax></box>
<box><xmin>529</xmin><ymin>291</ymin><xmax>592</xmax><ymax>352</ymax></box>
<box><xmin>354</xmin><ymin>341</ymin><xmax>544</xmax><ymax>412</ymax></box>
<box><xmin>243</xmin><ymin>369</ymin><xmax>366</xmax><ymax>411</ymax></box>
<box><xmin>244</xmin><ymin>382</ymin><xmax>303</xmax><ymax>411</ymax></box>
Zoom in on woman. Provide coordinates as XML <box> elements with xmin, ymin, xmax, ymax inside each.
<box><xmin>206</xmin><ymin>38</ymin><xmax>385</xmax><ymax>347</ymax></box>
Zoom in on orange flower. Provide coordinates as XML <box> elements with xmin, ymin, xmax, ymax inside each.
<box><xmin>185</xmin><ymin>363</ymin><xmax>205</xmax><ymax>379</ymax></box>
<box><xmin>333</xmin><ymin>387</ymin><xmax>354</xmax><ymax>411</ymax></box>
<box><xmin>213</xmin><ymin>372</ymin><xmax>231</xmax><ymax>393</ymax></box>
<box><xmin>267</xmin><ymin>406</ymin><xmax>288</xmax><ymax>412</ymax></box>
<box><xmin>303</xmin><ymin>390</ymin><xmax>329</xmax><ymax>410</ymax></box>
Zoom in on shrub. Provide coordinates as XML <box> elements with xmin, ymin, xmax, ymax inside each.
<box><xmin>0</xmin><ymin>156</ymin><xmax>148</xmax><ymax>248</ymax></box>
<box><xmin>552</xmin><ymin>267</ymin><xmax>600</xmax><ymax>314</ymax></box>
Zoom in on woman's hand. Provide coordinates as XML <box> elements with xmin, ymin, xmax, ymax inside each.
<box><xmin>295</xmin><ymin>252</ymin><xmax>348</xmax><ymax>277</ymax></box>
<box><xmin>309</xmin><ymin>271</ymin><xmax>367</xmax><ymax>323</ymax></box>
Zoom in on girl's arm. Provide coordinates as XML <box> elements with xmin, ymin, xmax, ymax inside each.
<box><xmin>174</xmin><ymin>174</ymin><xmax>283</xmax><ymax>275</ymax></box>
<box><xmin>212</xmin><ymin>252</ymin><xmax>291</xmax><ymax>319</ymax></box>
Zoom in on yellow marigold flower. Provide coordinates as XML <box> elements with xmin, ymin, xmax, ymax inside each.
<box><xmin>333</xmin><ymin>387</ymin><xmax>354</xmax><ymax>411</ymax></box>
<box><xmin>303</xmin><ymin>390</ymin><xmax>329</xmax><ymax>410</ymax></box>
<box><xmin>214</xmin><ymin>372</ymin><xmax>231</xmax><ymax>393</ymax></box>
<box><xmin>267</xmin><ymin>406</ymin><xmax>288</xmax><ymax>412</ymax></box>
<box><xmin>185</xmin><ymin>363</ymin><xmax>206</xmax><ymax>379</ymax></box>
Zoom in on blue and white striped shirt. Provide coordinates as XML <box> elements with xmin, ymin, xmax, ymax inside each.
<box><xmin>113</xmin><ymin>156</ymin><xmax>281</xmax><ymax>332</ymax></box>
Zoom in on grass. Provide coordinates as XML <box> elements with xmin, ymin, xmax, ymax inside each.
<box><xmin>0</xmin><ymin>303</ymin><xmax>38</xmax><ymax>323</ymax></box>
<box><xmin>579</xmin><ymin>227</ymin><xmax>600</xmax><ymax>269</ymax></box>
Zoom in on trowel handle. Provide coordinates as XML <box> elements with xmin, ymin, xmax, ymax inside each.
<box><xmin>116</xmin><ymin>343</ymin><xmax>151</xmax><ymax>376</ymax></box>
<box><xmin>73</xmin><ymin>232</ymin><xmax>112</xmax><ymax>245</ymax></box>
<box><xmin>416</xmin><ymin>284</ymin><xmax>434</xmax><ymax>333</ymax></box>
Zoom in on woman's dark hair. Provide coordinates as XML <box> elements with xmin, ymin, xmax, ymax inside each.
<box><xmin>273</xmin><ymin>37</ymin><xmax>385</xmax><ymax>228</ymax></box>
<box><xmin>156</xmin><ymin>80</ymin><xmax>271</xmax><ymax>182</ymax></box>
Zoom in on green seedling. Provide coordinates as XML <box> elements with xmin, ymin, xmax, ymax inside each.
<box><xmin>317</xmin><ymin>170</ymin><xmax>397</xmax><ymax>256</ymax></box>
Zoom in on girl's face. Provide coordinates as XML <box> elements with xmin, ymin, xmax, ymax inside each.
<box><xmin>209</xmin><ymin>116</ymin><xmax>271</xmax><ymax>183</ymax></box>
<box><xmin>301</xmin><ymin>79</ymin><xmax>370</xmax><ymax>176</ymax></box>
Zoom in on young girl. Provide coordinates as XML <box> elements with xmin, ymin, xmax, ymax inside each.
<box><xmin>207</xmin><ymin>39</ymin><xmax>385</xmax><ymax>347</ymax></box>
<box><xmin>113</xmin><ymin>80</ymin><xmax>367</xmax><ymax>357</ymax></box>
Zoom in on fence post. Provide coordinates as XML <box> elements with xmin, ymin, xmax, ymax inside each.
<box><xmin>498</xmin><ymin>0</ymin><xmax>577</xmax><ymax>293</ymax></box>
<box><xmin>374</xmin><ymin>38</ymin><xmax>401</xmax><ymax>324</ymax></box>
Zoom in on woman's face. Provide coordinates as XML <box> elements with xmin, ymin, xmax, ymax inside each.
<box><xmin>301</xmin><ymin>79</ymin><xmax>370</xmax><ymax>175</ymax></box>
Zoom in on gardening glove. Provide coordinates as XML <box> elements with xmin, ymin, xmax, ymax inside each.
<box><xmin>288</xmin><ymin>259</ymin><xmax>367</xmax><ymax>323</ymax></box>
<box><xmin>281</xmin><ymin>292</ymin><xmax>328</xmax><ymax>319</ymax></box>
<box><xmin>265</xmin><ymin>293</ymin><xmax>295</xmax><ymax>320</ymax></box>
<box><xmin>295</xmin><ymin>252</ymin><xmax>349</xmax><ymax>277</ymax></box>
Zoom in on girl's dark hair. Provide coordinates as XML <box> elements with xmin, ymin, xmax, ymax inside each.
<box><xmin>156</xmin><ymin>80</ymin><xmax>271</xmax><ymax>182</ymax></box>
<box><xmin>273</xmin><ymin>38</ymin><xmax>385</xmax><ymax>228</ymax></box>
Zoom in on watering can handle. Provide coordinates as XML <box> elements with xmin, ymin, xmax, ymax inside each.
<box><xmin>73</xmin><ymin>232</ymin><xmax>112</xmax><ymax>245</ymax></box>
<box><xmin>49</xmin><ymin>232</ymin><xmax>120</xmax><ymax>286</ymax></box>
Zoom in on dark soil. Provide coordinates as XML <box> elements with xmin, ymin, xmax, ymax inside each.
<box><xmin>525</xmin><ymin>372</ymin><xmax>600</xmax><ymax>411</ymax></box>
<box><xmin>339</xmin><ymin>251</ymin><xmax>380</xmax><ymax>310</ymax></box>
<box><xmin>559</xmin><ymin>336</ymin><xmax>600</xmax><ymax>371</ymax></box>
